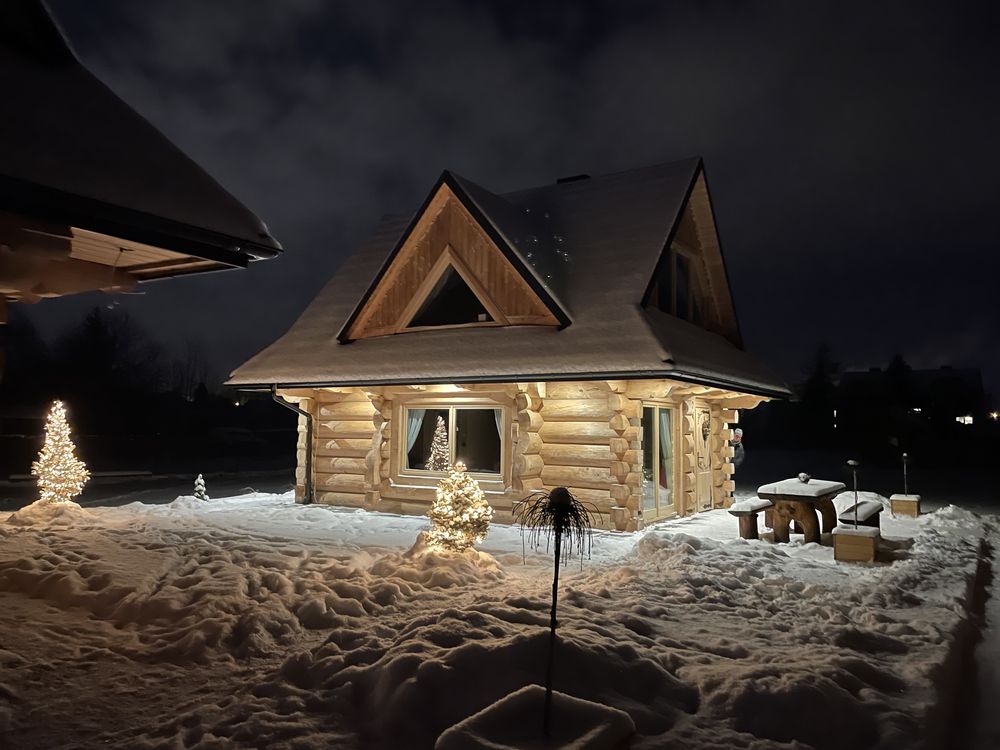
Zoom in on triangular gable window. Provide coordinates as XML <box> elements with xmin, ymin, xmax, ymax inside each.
<box><xmin>340</xmin><ymin>179</ymin><xmax>565</xmax><ymax>341</ymax></box>
<box><xmin>408</xmin><ymin>266</ymin><xmax>493</xmax><ymax>327</ymax></box>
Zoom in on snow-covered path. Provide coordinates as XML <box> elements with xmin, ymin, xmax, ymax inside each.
<box><xmin>0</xmin><ymin>492</ymin><xmax>993</xmax><ymax>749</ymax></box>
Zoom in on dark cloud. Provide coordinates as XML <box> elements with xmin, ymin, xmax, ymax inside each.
<box><xmin>28</xmin><ymin>0</ymin><xmax>1000</xmax><ymax>392</ymax></box>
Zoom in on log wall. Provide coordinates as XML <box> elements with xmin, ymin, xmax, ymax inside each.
<box><xmin>281</xmin><ymin>378</ymin><xmax>761</xmax><ymax>532</ymax></box>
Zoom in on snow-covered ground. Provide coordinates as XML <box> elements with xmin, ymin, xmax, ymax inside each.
<box><xmin>0</xmin><ymin>490</ymin><xmax>994</xmax><ymax>749</ymax></box>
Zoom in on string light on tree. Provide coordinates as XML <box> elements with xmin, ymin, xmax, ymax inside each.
<box><xmin>32</xmin><ymin>400</ymin><xmax>90</xmax><ymax>504</ymax></box>
<box><xmin>425</xmin><ymin>415</ymin><xmax>450</xmax><ymax>471</ymax></box>
<box><xmin>427</xmin><ymin>461</ymin><xmax>493</xmax><ymax>551</ymax></box>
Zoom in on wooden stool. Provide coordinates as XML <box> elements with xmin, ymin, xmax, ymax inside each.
<box><xmin>728</xmin><ymin>500</ymin><xmax>774</xmax><ymax>540</ymax></box>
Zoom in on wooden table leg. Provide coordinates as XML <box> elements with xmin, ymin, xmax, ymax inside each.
<box><xmin>771</xmin><ymin>502</ymin><xmax>791</xmax><ymax>543</ymax></box>
<box><xmin>816</xmin><ymin>497</ymin><xmax>837</xmax><ymax>533</ymax></box>
<box><xmin>790</xmin><ymin>504</ymin><xmax>820</xmax><ymax>544</ymax></box>
<box><xmin>738</xmin><ymin>515</ymin><xmax>759</xmax><ymax>540</ymax></box>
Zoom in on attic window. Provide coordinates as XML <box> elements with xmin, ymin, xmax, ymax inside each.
<box><xmin>408</xmin><ymin>265</ymin><xmax>494</xmax><ymax>328</ymax></box>
<box><xmin>646</xmin><ymin>245</ymin><xmax>708</xmax><ymax>324</ymax></box>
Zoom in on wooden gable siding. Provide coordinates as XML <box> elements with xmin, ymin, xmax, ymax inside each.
<box><xmin>346</xmin><ymin>184</ymin><xmax>559</xmax><ymax>340</ymax></box>
<box><xmin>681</xmin><ymin>172</ymin><xmax>742</xmax><ymax>347</ymax></box>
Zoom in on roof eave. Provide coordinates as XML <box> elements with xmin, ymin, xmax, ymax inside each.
<box><xmin>228</xmin><ymin>367</ymin><xmax>790</xmax><ymax>400</ymax></box>
<box><xmin>0</xmin><ymin>174</ymin><xmax>280</xmax><ymax>265</ymax></box>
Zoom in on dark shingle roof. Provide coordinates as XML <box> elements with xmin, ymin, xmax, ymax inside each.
<box><xmin>0</xmin><ymin>0</ymin><xmax>281</xmax><ymax>262</ymax></box>
<box><xmin>230</xmin><ymin>159</ymin><xmax>788</xmax><ymax>397</ymax></box>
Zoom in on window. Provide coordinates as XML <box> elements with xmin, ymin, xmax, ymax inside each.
<box><xmin>403</xmin><ymin>406</ymin><xmax>503</xmax><ymax>475</ymax></box>
<box><xmin>641</xmin><ymin>405</ymin><xmax>675</xmax><ymax>517</ymax></box>
<box><xmin>646</xmin><ymin>245</ymin><xmax>708</xmax><ymax>324</ymax></box>
<box><xmin>408</xmin><ymin>266</ymin><xmax>494</xmax><ymax>328</ymax></box>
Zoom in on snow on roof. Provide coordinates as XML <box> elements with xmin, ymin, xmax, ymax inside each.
<box><xmin>0</xmin><ymin>0</ymin><xmax>281</xmax><ymax>261</ymax></box>
<box><xmin>229</xmin><ymin>159</ymin><xmax>788</xmax><ymax>395</ymax></box>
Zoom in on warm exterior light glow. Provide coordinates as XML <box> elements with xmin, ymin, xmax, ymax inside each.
<box><xmin>990</xmin><ymin>411</ymin><xmax>999</xmax><ymax>421</ymax></box>
<box><xmin>956</xmin><ymin>415</ymin><xmax>973</xmax><ymax>425</ymax></box>
<box><xmin>427</xmin><ymin>461</ymin><xmax>493</xmax><ymax>551</ymax></box>
<box><xmin>425</xmin><ymin>415</ymin><xmax>450</xmax><ymax>471</ymax></box>
<box><xmin>31</xmin><ymin>400</ymin><xmax>90</xmax><ymax>504</ymax></box>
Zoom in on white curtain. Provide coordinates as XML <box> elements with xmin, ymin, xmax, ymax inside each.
<box><xmin>406</xmin><ymin>409</ymin><xmax>425</xmax><ymax>453</ymax></box>
<box><xmin>659</xmin><ymin>409</ymin><xmax>672</xmax><ymax>485</ymax></box>
<box><xmin>494</xmin><ymin>408</ymin><xmax>503</xmax><ymax>437</ymax></box>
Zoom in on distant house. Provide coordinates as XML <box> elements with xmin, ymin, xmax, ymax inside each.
<box><xmin>230</xmin><ymin>159</ymin><xmax>787</xmax><ymax>529</ymax></box>
<box><xmin>0</xmin><ymin>0</ymin><xmax>280</xmax><ymax>372</ymax></box>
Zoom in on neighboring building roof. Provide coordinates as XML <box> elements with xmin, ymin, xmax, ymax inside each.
<box><xmin>0</xmin><ymin>0</ymin><xmax>281</xmax><ymax>266</ymax></box>
<box><xmin>230</xmin><ymin>159</ymin><xmax>789</xmax><ymax>397</ymax></box>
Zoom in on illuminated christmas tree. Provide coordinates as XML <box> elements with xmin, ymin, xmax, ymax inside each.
<box><xmin>427</xmin><ymin>462</ymin><xmax>493</xmax><ymax>551</ymax></box>
<box><xmin>193</xmin><ymin>474</ymin><xmax>209</xmax><ymax>501</ymax></box>
<box><xmin>425</xmin><ymin>415</ymin><xmax>450</xmax><ymax>471</ymax></box>
<box><xmin>31</xmin><ymin>400</ymin><xmax>90</xmax><ymax>504</ymax></box>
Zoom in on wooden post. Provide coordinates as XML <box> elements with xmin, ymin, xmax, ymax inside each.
<box><xmin>544</xmin><ymin>517</ymin><xmax>562</xmax><ymax>738</ymax></box>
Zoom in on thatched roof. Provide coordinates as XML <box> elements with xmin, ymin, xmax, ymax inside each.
<box><xmin>230</xmin><ymin>159</ymin><xmax>788</xmax><ymax>397</ymax></box>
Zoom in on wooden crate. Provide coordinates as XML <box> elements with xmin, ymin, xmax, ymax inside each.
<box><xmin>890</xmin><ymin>494</ymin><xmax>921</xmax><ymax>518</ymax></box>
<box><xmin>833</xmin><ymin>527</ymin><xmax>879</xmax><ymax>563</ymax></box>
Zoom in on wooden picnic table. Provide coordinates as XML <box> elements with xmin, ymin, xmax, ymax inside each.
<box><xmin>756</xmin><ymin>478</ymin><xmax>846</xmax><ymax>544</ymax></box>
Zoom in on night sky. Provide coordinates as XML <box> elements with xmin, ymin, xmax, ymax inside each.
<box><xmin>30</xmin><ymin>0</ymin><xmax>1000</xmax><ymax>393</ymax></box>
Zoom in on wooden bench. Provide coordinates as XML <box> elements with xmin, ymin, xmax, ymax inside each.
<box><xmin>728</xmin><ymin>499</ymin><xmax>774</xmax><ymax>540</ymax></box>
<box><xmin>838</xmin><ymin>499</ymin><xmax>883</xmax><ymax>529</ymax></box>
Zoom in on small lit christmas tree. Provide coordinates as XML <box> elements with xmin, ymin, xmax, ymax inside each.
<box><xmin>425</xmin><ymin>415</ymin><xmax>450</xmax><ymax>471</ymax></box>
<box><xmin>31</xmin><ymin>400</ymin><xmax>90</xmax><ymax>504</ymax></box>
<box><xmin>427</xmin><ymin>461</ymin><xmax>493</xmax><ymax>551</ymax></box>
<box><xmin>193</xmin><ymin>474</ymin><xmax>209</xmax><ymax>501</ymax></box>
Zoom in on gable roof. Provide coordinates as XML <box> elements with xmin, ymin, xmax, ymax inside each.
<box><xmin>338</xmin><ymin>171</ymin><xmax>570</xmax><ymax>341</ymax></box>
<box><xmin>230</xmin><ymin>158</ymin><xmax>789</xmax><ymax>397</ymax></box>
<box><xmin>0</xmin><ymin>0</ymin><xmax>281</xmax><ymax>265</ymax></box>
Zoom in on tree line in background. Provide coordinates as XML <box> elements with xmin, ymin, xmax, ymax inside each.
<box><xmin>742</xmin><ymin>344</ymin><xmax>997</xmax><ymax>472</ymax></box>
<box><xmin>0</xmin><ymin>306</ymin><xmax>295</xmax><ymax>476</ymax></box>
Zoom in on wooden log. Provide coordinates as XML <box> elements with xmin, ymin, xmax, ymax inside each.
<box><xmin>516</xmin><ymin>477</ymin><xmax>546</xmax><ymax>492</ymax></box>
<box><xmin>515</xmin><ymin>392</ymin><xmax>536</xmax><ymax>412</ymax></box>
<box><xmin>625</xmin><ymin>472</ymin><xmax>642</xmax><ymax>489</ymax></box>
<box><xmin>539</xmin><ymin>421</ymin><xmax>615</xmax><ymax>445</ymax></box>
<box><xmin>517</xmin><ymin>409</ymin><xmax>544</xmax><ymax>433</ymax></box>
<box><xmin>609</xmin><ymin>437</ymin><xmax>629</xmax><ymax>456</ymax></box>
<box><xmin>515</xmin><ymin>453</ymin><xmax>544</xmax><ymax>477</ymax></box>
<box><xmin>540</xmin><ymin>399</ymin><xmax>610</xmax><ymax>422</ymax></box>
<box><xmin>314</xmin><ymin>456</ymin><xmax>366</xmax><ymax>475</ymax></box>
<box><xmin>317</xmin><ymin>401</ymin><xmax>376</xmax><ymax>420</ymax></box>
<box><xmin>609</xmin><ymin>461</ymin><xmax>630</xmax><ymax>482</ymax></box>
<box><xmin>315</xmin><ymin>491</ymin><xmax>366</xmax><ymax>507</ymax></box>
<box><xmin>544</xmin><ymin>381</ymin><xmax>610</xmax><ymax>400</ymax></box>
<box><xmin>314</xmin><ymin>472</ymin><xmax>366</xmax><ymax>493</ymax></box>
<box><xmin>609</xmin><ymin>413</ymin><xmax>631</xmax><ymax>432</ymax></box>
<box><xmin>541</xmin><ymin>465</ymin><xmax>613</xmax><ymax>490</ymax></box>
<box><xmin>317</xmin><ymin>420</ymin><xmax>375</xmax><ymax>440</ymax></box>
<box><xmin>515</xmin><ymin>431</ymin><xmax>544</xmax><ymax>455</ymax></box>
<box><xmin>548</xmin><ymin>486</ymin><xmax>612</xmax><ymax>507</ymax></box>
<box><xmin>540</xmin><ymin>443</ymin><xmax>613</xmax><ymax>468</ymax></box>
<box><xmin>316</xmin><ymin>438</ymin><xmax>371</xmax><ymax>458</ymax></box>
<box><xmin>609</xmin><ymin>484</ymin><xmax>631</xmax><ymax>502</ymax></box>
<box><xmin>720</xmin><ymin>408</ymin><xmax>739</xmax><ymax>423</ymax></box>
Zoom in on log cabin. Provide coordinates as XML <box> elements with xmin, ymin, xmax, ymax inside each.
<box><xmin>229</xmin><ymin>159</ymin><xmax>788</xmax><ymax>530</ymax></box>
<box><xmin>0</xmin><ymin>0</ymin><xmax>281</xmax><ymax>376</ymax></box>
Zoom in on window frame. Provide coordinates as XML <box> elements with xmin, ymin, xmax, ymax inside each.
<box><xmin>640</xmin><ymin>402</ymin><xmax>679</xmax><ymax>520</ymax></box>
<box><xmin>397</xmin><ymin>402</ymin><xmax>509</xmax><ymax>483</ymax></box>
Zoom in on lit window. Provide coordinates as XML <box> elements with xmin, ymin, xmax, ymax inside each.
<box><xmin>403</xmin><ymin>406</ymin><xmax>503</xmax><ymax>475</ymax></box>
<box><xmin>647</xmin><ymin>246</ymin><xmax>707</xmax><ymax>324</ymax></box>
<box><xmin>911</xmin><ymin>407</ymin><xmax>922</xmax><ymax>413</ymax></box>
<box><xmin>641</xmin><ymin>405</ymin><xmax>675</xmax><ymax>517</ymax></box>
<box><xmin>956</xmin><ymin>415</ymin><xmax>973</xmax><ymax>425</ymax></box>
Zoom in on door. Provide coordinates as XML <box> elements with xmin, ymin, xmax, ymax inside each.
<box><xmin>641</xmin><ymin>405</ymin><xmax>676</xmax><ymax>521</ymax></box>
<box><xmin>695</xmin><ymin>401</ymin><xmax>713</xmax><ymax>511</ymax></box>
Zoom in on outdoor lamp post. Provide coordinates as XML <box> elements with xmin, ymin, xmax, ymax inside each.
<box><xmin>902</xmin><ymin>452</ymin><xmax>909</xmax><ymax>496</ymax></box>
<box><xmin>847</xmin><ymin>459</ymin><xmax>860</xmax><ymax>528</ymax></box>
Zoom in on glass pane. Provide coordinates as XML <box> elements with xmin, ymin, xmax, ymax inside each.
<box><xmin>658</xmin><ymin>409</ymin><xmax>673</xmax><ymax>508</ymax></box>
<box><xmin>676</xmin><ymin>254</ymin><xmax>690</xmax><ymax>320</ymax></box>
<box><xmin>641</xmin><ymin>407</ymin><xmax>656</xmax><ymax>512</ymax></box>
<box><xmin>653</xmin><ymin>255</ymin><xmax>672</xmax><ymax>313</ymax></box>
<box><xmin>405</xmin><ymin>408</ymin><xmax>449</xmax><ymax>470</ymax></box>
<box><xmin>454</xmin><ymin>408</ymin><xmax>502</xmax><ymax>474</ymax></box>
<box><xmin>409</xmin><ymin>266</ymin><xmax>493</xmax><ymax>327</ymax></box>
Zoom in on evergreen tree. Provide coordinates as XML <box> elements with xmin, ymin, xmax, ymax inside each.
<box><xmin>427</xmin><ymin>462</ymin><xmax>493</xmax><ymax>550</ymax></box>
<box><xmin>193</xmin><ymin>474</ymin><xmax>209</xmax><ymax>501</ymax></box>
<box><xmin>32</xmin><ymin>400</ymin><xmax>90</xmax><ymax>504</ymax></box>
<box><xmin>425</xmin><ymin>415</ymin><xmax>450</xmax><ymax>471</ymax></box>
